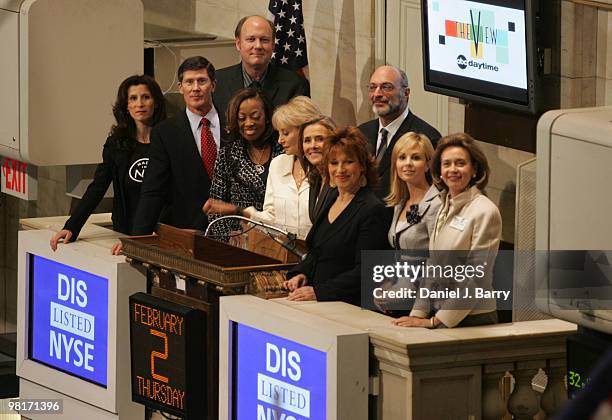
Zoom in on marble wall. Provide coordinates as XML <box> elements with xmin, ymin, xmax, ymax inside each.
<box><xmin>144</xmin><ymin>0</ymin><xmax>376</xmax><ymax>125</ymax></box>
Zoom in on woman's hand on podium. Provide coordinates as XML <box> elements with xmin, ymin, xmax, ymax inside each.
<box><xmin>283</xmin><ymin>273</ymin><xmax>307</xmax><ymax>291</ymax></box>
<box><xmin>287</xmin><ymin>286</ymin><xmax>316</xmax><ymax>302</ymax></box>
<box><xmin>392</xmin><ymin>316</ymin><xmax>437</xmax><ymax>328</ymax></box>
<box><xmin>203</xmin><ymin>198</ymin><xmax>243</xmax><ymax>216</ymax></box>
<box><xmin>50</xmin><ymin>229</ymin><xmax>73</xmax><ymax>251</ymax></box>
<box><xmin>111</xmin><ymin>241</ymin><xmax>123</xmax><ymax>256</ymax></box>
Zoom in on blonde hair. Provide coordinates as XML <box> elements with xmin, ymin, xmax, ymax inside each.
<box><xmin>272</xmin><ymin>96</ymin><xmax>321</xmax><ymax>130</ymax></box>
<box><xmin>385</xmin><ymin>132</ymin><xmax>435</xmax><ymax>207</ymax></box>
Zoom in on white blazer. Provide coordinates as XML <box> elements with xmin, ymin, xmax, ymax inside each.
<box><xmin>244</xmin><ymin>154</ymin><xmax>312</xmax><ymax>239</ymax></box>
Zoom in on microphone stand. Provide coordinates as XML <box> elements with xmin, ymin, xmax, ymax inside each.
<box><xmin>204</xmin><ymin>215</ymin><xmax>305</xmax><ymax>259</ymax></box>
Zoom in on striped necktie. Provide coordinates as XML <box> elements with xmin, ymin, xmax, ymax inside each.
<box><xmin>376</xmin><ymin>128</ymin><xmax>388</xmax><ymax>162</ymax></box>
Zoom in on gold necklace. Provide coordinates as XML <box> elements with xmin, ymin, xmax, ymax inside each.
<box><xmin>293</xmin><ymin>159</ymin><xmax>306</xmax><ymax>188</ymax></box>
<box><xmin>248</xmin><ymin>145</ymin><xmax>268</xmax><ymax>174</ymax></box>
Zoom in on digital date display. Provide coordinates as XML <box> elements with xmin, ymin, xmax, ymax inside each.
<box><xmin>129</xmin><ymin>292</ymin><xmax>206</xmax><ymax>418</ymax></box>
<box><xmin>566</xmin><ymin>332</ymin><xmax>610</xmax><ymax>398</ymax></box>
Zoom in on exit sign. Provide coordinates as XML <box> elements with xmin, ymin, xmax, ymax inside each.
<box><xmin>1</xmin><ymin>156</ymin><xmax>37</xmax><ymax>200</ymax></box>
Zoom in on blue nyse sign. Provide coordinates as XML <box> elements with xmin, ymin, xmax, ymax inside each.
<box><xmin>29</xmin><ymin>255</ymin><xmax>108</xmax><ymax>386</ymax></box>
<box><xmin>234</xmin><ymin>323</ymin><xmax>326</xmax><ymax>419</ymax></box>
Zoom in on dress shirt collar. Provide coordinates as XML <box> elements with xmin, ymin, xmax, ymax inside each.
<box><xmin>242</xmin><ymin>63</ymin><xmax>269</xmax><ymax>88</ymax></box>
<box><xmin>186</xmin><ymin>106</ymin><xmax>218</xmax><ymax>133</ymax></box>
<box><xmin>378</xmin><ymin>106</ymin><xmax>410</xmax><ymax>145</ymax></box>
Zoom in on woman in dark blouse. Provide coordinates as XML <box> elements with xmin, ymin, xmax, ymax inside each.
<box><xmin>204</xmin><ymin>88</ymin><xmax>282</xmax><ymax>240</ymax></box>
<box><xmin>283</xmin><ymin>127</ymin><xmax>391</xmax><ymax>305</ymax></box>
<box><xmin>299</xmin><ymin>115</ymin><xmax>337</xmax><ymax>223</ymax></box>
<box><xmin>50</xmin><ymin>74</ymin><xmax>166</xmax><ymax>251</ymax></box>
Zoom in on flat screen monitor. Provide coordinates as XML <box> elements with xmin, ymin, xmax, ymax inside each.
<box><xmin>232</xmin><ymin>322</ymin><xmax>327</xmax><ymax>419</ymax></box>
<box><xmin>219</xmin><ymin>295</ymin><xmax>369</xmax><ymax>420</ymax></box>
<box><xmin>422</xmin><ymin>0</ymin><xmax>534</xmax><ymax>112</ymax></box>
<box><xmin>536</xmin><ymin>107</ymin><xmax>612</xmax><ymax>335</ymax></box>
<box><xmin>17</xmin><ymin>229</ymin><xmax>146</xmax><ymax>417</ymax></box>
<box><xmin>29</xmin><ymin>254</ymin><xmax>109</xmax><ymax>387</ymax></box>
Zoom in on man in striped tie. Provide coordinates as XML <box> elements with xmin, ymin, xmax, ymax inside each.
<box><xmin>133</xmin><ymin>56</ymin><xmax>224</xmax><ymax>234</ymax></box>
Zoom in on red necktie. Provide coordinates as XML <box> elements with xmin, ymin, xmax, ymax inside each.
<box><xmin>200</xmin><ymin>118</ymin><xmax>217</xmax><ymax>179</ymax></box>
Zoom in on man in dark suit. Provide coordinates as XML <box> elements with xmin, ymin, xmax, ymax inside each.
<box><xmin>358</xmin><ymin>65</ymin><xmax>442</xmax><ymax>199</ymax></box>
<box><xmin>213</xmin><ymin>15</ymin><xmax>310</xmax><ymax>127</ymax></box>
<box><xmin>132</xmin><ymin>56</ymin><xmax>223</xmax><ymax>234</ymax></box>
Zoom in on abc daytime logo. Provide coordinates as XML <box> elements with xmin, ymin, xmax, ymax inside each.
<box><xmin>456</xmin><ymin>55</ymin><xmax>468</xmax><ymax>70</ymax></box>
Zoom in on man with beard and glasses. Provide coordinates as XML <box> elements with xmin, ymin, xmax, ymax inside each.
<box><xmin>358</xmin><ymin>65</ymin><xmax>441</xmax><ymax>199</ymax></box>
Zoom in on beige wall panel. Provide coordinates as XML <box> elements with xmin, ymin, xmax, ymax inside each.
<box><xmin>385</xmin><ymin>0</ymin><xmax>448</xmax><ymax>135</ymax></box>
<box><xmin>153</xmin><ymin>41</ymin><xmax>238</xmax><ymax>94</ymax></box>
<box><xmin>21</xmin><ymin>0</ymin><xmax>143</xmax><ymax>165</ymax></box>
<box><xmin>148</xmin><ymin>0</ymin><xmax>375</xmax><ymax>123</ymax></box>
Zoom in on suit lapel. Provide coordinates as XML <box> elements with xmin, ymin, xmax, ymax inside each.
<box><xmin>262</xmin><ymin>65</ymin><xmax>280</xmax><ymax>103</ymax></box>
<box><xmin>378</xmin><ymin>112</ymin><xmax>416</xmax><ymax>176</ymax></box>
<box><xmin>175</xmin><ymin>111</ymin><xmax>209</xmax><ymax>182</ymax></box>
<box><xmin>227</xmin><ymin>64</ymin><xmax>243</xmax><ymax>97</ymax></box>
<box><xmin>309</xmin><ymin>188</ymin><xmax>367</xmax><ymax>247</ymax></box>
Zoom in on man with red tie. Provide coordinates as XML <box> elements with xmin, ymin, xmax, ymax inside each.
<box><xmin>132</xmin><ymin>56</ymin><xmax>224</xmax><ymax>234</ymax></box>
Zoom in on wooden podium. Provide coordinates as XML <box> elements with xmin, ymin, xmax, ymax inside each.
<box><xmin>120</xmin><ymin>224</ymin><xmax>299</xmax><ymax>419</ymax></box>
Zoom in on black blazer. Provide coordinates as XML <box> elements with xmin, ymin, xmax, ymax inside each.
<box><xmin>358</xmin><ymin>111</ymin><xmax>442</xmax><ymax>199</ymax></box>
<box><xmin>132</xmin><ymin>110</ymin><xmax>225</xmax><ymax>234</ymax></box>
<box><xmin>213</xmin><ymin>62</ymin><xmax>310</xmax><ymax>126</ymax></box>
<box><xmin>63</xmin><ymin>136</ymin><xmax>133</xmax><ymax>239</ymax></box>
<box><xmin>288</xmin><ymin>187</ymin><xmax>392</xmax><ymax>305</ymax></box>
<box><xmin>307</xmin><ymin>173</ymin><xmax>333</xmax><ymax>224</ymax></box>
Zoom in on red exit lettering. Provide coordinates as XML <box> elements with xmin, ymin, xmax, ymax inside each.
<box><xmin>2</xmin><ymin>158</ymin><xmax>27</xmax><ymax>194</ymax></box>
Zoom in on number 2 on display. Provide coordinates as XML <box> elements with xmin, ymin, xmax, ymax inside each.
<box><xmin>150</xmin><ymin>329</ymin><xmax>169</xmax><ymax>383</ymax></box>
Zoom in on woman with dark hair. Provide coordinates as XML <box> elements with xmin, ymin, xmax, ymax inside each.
<box><xmin>283</xmin><ymin>127</ymin><xmax>391</xmax><ymax>305</ymax></box>
<box><xmin>50</xmin><ymin>74</ymin><xmax>166</xmax><ymax>251</ymax></box>
<box><xmin>299</xmin><ymin>116</ymin><xmax>337</xmax><ymax>223</ymax></box>
<box><xmin>394</xmin><ymin>132</ymin><xmax>502</xmax><ymax>328</ymax></box>
<box><xmin>204</xmin><ymin>87</ymin><xmax>282</xmax><ymax>240</ymax></box>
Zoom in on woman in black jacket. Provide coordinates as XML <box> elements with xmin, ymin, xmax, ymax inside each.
<box><xmin>283</xmin><ymin>127</ymin><xmax>391</xmax><ymax>305</ymax></box>
<box><xmin>50</xmin><ymin>74</ymin><xmax>166</xmax><ymax>251</ymax></box>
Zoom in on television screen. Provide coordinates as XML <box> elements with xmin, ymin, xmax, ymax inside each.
<box><xmin>28</xmin><ymin>254</ymin><xmax>109</xmax><ymax>387</ymax></box>
<box><xmin>423</xmin><ymin>0</ymin><xmax>531</xmax><ymax>111</ymax></box>
<box><xmin>231</xmin><ymin>322</ymin><xmax>327</xmax><ymax>419</ymax></box>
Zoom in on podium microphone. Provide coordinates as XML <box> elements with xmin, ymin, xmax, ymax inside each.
<box><xmin>204</xmin><ymin>215</ymin><xmax>306</xmax><ymax>259</ymax></box>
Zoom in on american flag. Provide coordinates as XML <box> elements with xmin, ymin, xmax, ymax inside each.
<box><xmin>268</xmin><ymin>0</ymin><xmax>308</xmax><ymax>72</ymax></box>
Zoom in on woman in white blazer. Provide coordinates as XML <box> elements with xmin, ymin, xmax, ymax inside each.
<box><xmin>394</xmin><ymin>133</ymin><xmax>502</xmax><ymax>329</ymax></box>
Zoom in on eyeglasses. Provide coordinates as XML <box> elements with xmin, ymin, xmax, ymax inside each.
<box><xmin>367</xmin><ymin>83</ymin><xmax>397</xmax><ymax>93</ymax></box>
<box><xmin>181</xmin><ymin>79</ymin><xmax>210</xmax><ymax>88</ymax></box>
